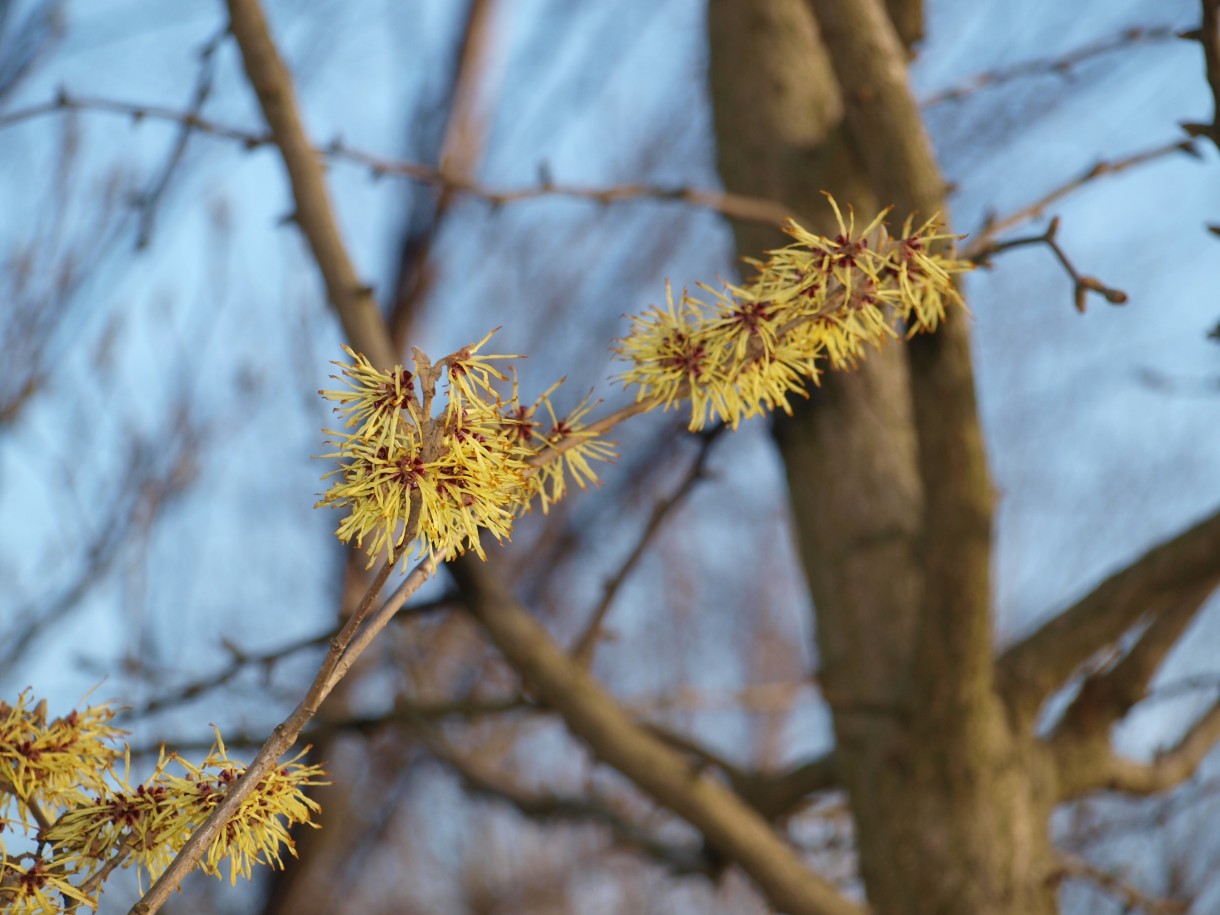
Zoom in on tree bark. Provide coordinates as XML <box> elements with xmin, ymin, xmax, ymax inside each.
<box><xmin>707</xmin><ymin>2</ymin><xmax>1059</xmax><ymax>912</ymax></box>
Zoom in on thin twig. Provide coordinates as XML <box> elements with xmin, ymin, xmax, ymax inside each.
<box><xmin>0</xmin><ymin>90</ymin><xmax>793</xmax><ymax>229</ymax></box>
<box><xmin>126</xmin><ymin>593</ymin><xmax>454</xmax><ymax>718</ymax></box>
<box><xmin>921</xmin><ymin>25</ymin><xmax>1178</xmax><ymax>107</ymax></box>
<box><xmin>128</xmin><ymin>543</ymin><xmax>434</xmax><ymax>915</ymax></box>
<box><xmin>570</xmin><ymin>424</ymin><xmax>725</xmax><ymax>665</ymax></box>
<box><xmin>962</xmin><ymin>139</ymin><xmax>1198</xmax><ymax>257</ymax></box>
<box><xmin>969</xmin><ymin>216</ymin><xmax>1128</xmax><ymax>313</ymax></box>
<box><xmin>134</xmin><ymin>26</ymin><xmax>226</xmax><ymax>249</ymax></box>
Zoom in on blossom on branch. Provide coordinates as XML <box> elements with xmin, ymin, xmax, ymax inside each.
<box><xmin>615</xmin><ymin>196</ymin><xmax>973</xmax><ymax>429</ymax></box>
<box><xmin>317</xmin><ymin>338</ymin><xmax>614</xmax><ymax>565</ymax></box>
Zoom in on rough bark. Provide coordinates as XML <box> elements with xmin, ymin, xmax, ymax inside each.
<box><xmin>707</xmin><ymin>2</ymin><xmax>1058</xmax><ymax>912</ymax></box>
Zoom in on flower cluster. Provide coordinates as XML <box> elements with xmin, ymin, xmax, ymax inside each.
<box><xmin>615</xmin><ymin>197</ymin><xmax>973</xmax><ymax>429</ymax></box>
<box><xmin>0</xmin><ymin>695</ymin><xmax>324</xmax><ymax>914</ymax></box>
<box><xmin>317</xmin><ymin>333</ymin><xmax>614</xmax><ymax>567</ymax></box>
<box><xmin>47</xmin><ymin>737</ymin><xmax>324</xmax><ymax>889</ymax></box>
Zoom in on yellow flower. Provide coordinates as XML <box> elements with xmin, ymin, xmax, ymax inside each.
<box><xmin>318</xmin><ymin>342</ymin><xmax>612</xmax><ymax>563</ymax></box>
<box><xmin>615</xmin><ymin>196</ymin><xmax>972</xmax><ymax>429</ymax></box>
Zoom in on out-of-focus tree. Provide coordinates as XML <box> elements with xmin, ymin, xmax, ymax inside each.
<box><xmin>2</xmin><ymin>0</ymin><xmax>1220</xmax><ymax>913</ymax></box>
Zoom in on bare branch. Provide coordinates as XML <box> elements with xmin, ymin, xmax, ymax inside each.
<box><xmin>1054</xmin><ymin>697</ymin><xmax>1220</xmax><ymax>801</ymax></box>
<box><xmin>435</xmin><ymin>740</ymin><xmax>712</xmax><ymax>876</ymax></box>
<box><xmin>0</xmin><ymin>92</ymin><xmax>794</xmax><ymax>232</ymax></box>
<box><xmin>962</xmin><ymin>140</ymin><xmax>1199</xmax><ymax>255</ymax></box>
<box><xmin>134</xmin><ymin>26</ymin><xmax>226</xmax><ymax>249</ymax></box>
<box><xmin>922</xmin><ymin>25</ymin><xmax>1178</xmax><ymax>108</ymax></box>
<box><xmin>969</xmin><ymin>216</ymin><xmax>1128</xmax><ymax>313</ymax></box>
<box><xmin>129</xmin><ymin>547</ymin><xmax>437</xmax><ymax>915</ymax></box>
<box><xmin>999</xmin><ymin>505</ymin><xmax>1220</xmax><ymax>721</ymax></box>
<box><xmin>1180</xmin><ymin>0</ymin><xmax>1220</xmax><ymax>150</ymax></box>
<box><xmin>224</xmin><ymin>0</ymin><xmax>396</xmax><ymax>369</ymax></box>
<box><xmin>388</xmin><ymin>0</ymin><xmax>498</xmax><ymax>350</ymax></box>
<box><xmin>450</xmin><ymin>557</ymin><xmax>865</xmax><ymax>915</ymax></box>
<box><xmin>571</xmin><ymin>424</ymin><xmax>724</xmax><ymax>665</ymax></box>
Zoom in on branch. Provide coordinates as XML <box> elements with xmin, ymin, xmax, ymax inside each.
<box><xmin>921</xmin><ymin>25</ymin><xmax>1178</xmax><ymax>107</ymax></box>
<box><xmin>434</xmin><ymin>740</ymin><xmax>712</xmax><ymax>876</ymax></box>
<box><xmin>807</xmin><ymin>0</ymin><xmax>995</xmax><ymax>724</ymax></box>
<box><xmin>1053</xmin><ymin>696</ymin><xmax>1220</xmax><ymax>801</ymax></box>
<box><xmin>962</xmin><ymin>139</ymin><xmax>1199</xmax><ymax>255</ymax></box>
<box><xmin>1052</xmin><ymin>581</ymin><xmax>1216</xmax><ymax>741</ymax></box>
<box><xmin>449</xmin><ymin>557</ymin><xmax>864</xmax><ymax>915</ymax></box>
<box><xmin>0</xmin><ymin>92</ymin><xmax>794</xmax><ymax>231</ymax></box>
<box><xmin>224</xmin><ymin>0</ymin><xmax>396</xmax><ymax>369</ymax></box>
<box><xmin>129</xmin><ymin>547</ymin><xmax>437</xmax><ymax>915</ymax></box>
<box><xmin>1180</xmin><ymin>0</ymin><xmax>1220</xmax><ymax>150</ymax></box>
<box><xmin>387</xmin><ymin>0</ymin><xmax>497</xmax><ymax>351</ymax></box>
<box><xmin>570</xmin><ymin>424</ymin><xmax>724</xmax><ymax>665</ymax></box>
<box><xmin>969</xmin><ymin>216</ymin><xmax>1128</xmax><ymax>313</ymax></box>
<box><xmin>999</xmin><ymin>504</ymin><xmax>1220</xmax><ymax>721</ymax></box>
<box><xmin>126</xmin><ymin>594</ymin><xmax>455</xmax><ymax>718</ymax></box>
<box><xmin>133</xmin><ymin>26</ymin><xmax>226</xmax><ymax>249</ymax></box>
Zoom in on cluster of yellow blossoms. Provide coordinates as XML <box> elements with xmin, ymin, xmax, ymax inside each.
<box><xmin>317</xmin><ymin>335</ymin><xmax>615</xmax><ymax>566</ymax></box>
<box><xmin>0</xmin><ymin>693</ymin><xmax>323</xmax><ymax>913</ymax></box>
<box><xmin>317</xmin><ymin>198</ymin><xmax>971</xmax><ymax>573</ymax></box>
<box><xmin>615</xmin><ymin>198</ymin><xmax>972</xmax><ymax>429</ymax></box>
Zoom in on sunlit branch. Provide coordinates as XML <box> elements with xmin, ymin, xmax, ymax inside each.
<box><xmin>129</xmin><ymin>538</ymin><xmax>435</xmax><ymax>914</ymax></box>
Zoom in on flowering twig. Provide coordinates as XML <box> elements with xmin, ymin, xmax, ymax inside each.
<box><xmin>128</xmin><ymin>545</ymin><xmax>436</xmax><ymax>915</ymax></box>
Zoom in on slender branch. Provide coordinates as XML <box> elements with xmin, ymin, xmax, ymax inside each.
<box><xmin>450</xmin><ymin>557</ymin><xmax>864</xmax><ymax>915</ymax></box>
<box><xmin>0</xmin><ymin>91</ymin><xmax>793</xmax><ymax>230</ymax></box>
<box><xmin>969</xmin><ymin>216</ymin><xmax>1128</xmax><ymax>313</ymax></box>
<box><xmin>921</xmin><ymin>25</ymin><xmax>1179</xmax><ymax>107</ymax></box>
<box><xmin>127</xmin><ymin>594</ymin><xmax>455</xmax><ymax>718</ymax></box>
<box><xmin>434</xmin><ymin>739</ymin><xmax>712</xmax><ymax>876</ymax></box>
<box><xmin>999</xmin><ymin>504</ymin><xmax>1220</xmax><ymax>723</ymax></box>
<box><xmin>962</xmin><ymin>139</ymin><xmax>1198</xmax><ymax>258</ymax></box>
<box><xmin>224</xmin><ymin>0</ymin><xmax>396</xmax><ymax>369</ymax></box>
<box><xmin>1057</xmin><ymin>697</ymin><xmax>1220</xmax><ymax>801</ymax></box>
<box><xmin>128</xmin><ymin>546</ymin><xmax>436</xmax><ymax>915</ymax></box>
<box><xmin>134</xmin><ymin>26</ymin><xmax>226</xmax><ymax>249</ymax></box>
<box><xmin>388</xmin><ymin>0</ymin><xmax>497</xmax><ymax>350</ymax></box>
<box><xmin>571</xmin><ymin>424</ymin><xmax>724</xmax><ymax>665</ymax></box>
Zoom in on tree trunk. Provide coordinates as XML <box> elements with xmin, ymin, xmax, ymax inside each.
<box><xmin>707</xmin><ymin>1</ymin><xmax>1060</xmax><ymax>911</ymax></box>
